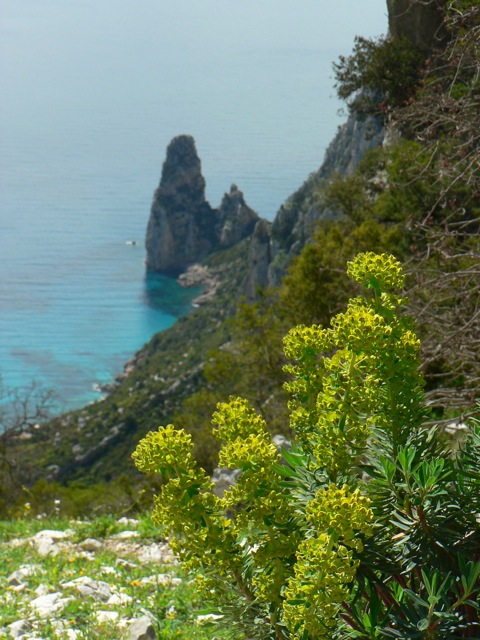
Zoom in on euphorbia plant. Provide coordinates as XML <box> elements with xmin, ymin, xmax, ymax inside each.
<box><xmin>133</xmin><ymin>253</ymin><xmax>480</xmax><ymax>639</ymax></box>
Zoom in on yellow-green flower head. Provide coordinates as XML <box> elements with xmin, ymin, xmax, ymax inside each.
<box><xmin>219</xmin><ymin>433</ymin><xmax>278</xmax><ymax>471</ymax></box>
<box><xmin>401</xmin><ymin>329</ymin><xmax>421</xmax><ymax>352</ymax></box>
<box><xmin>283</xmin><ymin>324</ymin><xmax>333</xmax><ymax>361</ymax></box>
<box><xmin>212</xmin><ymin>397</ymin><xmax>268</xmax><ymax>442</ymax></box>
<box><xmin>332</xmin><ymin>305</ymin><xmax>392</xmax><ymax>351</ymax></box>
<box><xmin>347</xmin><ymin>252</ymin><xmax>405</xmax><ymax>293</ymax></box>
<box><xmin>306</xmin><ymin>484</ymin><xmax>373</xmax><ymax>546</ymax></box>
<box><xmin>132</xmin><ymin>424</ymin><xmax>195</xmax><ymax>475</ymax></box>
<box><xmin>283</xmin><ymin>533</ymin><xmax>360</xmax><ymax>638</ymax></box>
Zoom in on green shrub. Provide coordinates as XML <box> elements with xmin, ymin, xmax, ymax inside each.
<box><xmin>333</xmin><ymin>36</ymin><xmax>424</xmax><ymax>116</ymax></box>
<box><xmin>133</xmin><ymin>253</ymin><xmax>480</xmax><ymax>639</ymax></box>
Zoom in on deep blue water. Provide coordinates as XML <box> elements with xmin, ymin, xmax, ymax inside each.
<box><xmin>0</xmin><ymin>0</ymin><xmax>387</xmax><ymax>412</ymax></box>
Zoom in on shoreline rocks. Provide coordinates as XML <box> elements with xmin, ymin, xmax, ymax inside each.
<box><xmin>177</xmin><ymin>264</ymin><xmax>220</xmax><ymax>306</ymax></box>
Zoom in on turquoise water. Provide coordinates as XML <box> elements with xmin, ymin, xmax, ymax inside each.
<box><xmin>0</xmin><ymin>0</ymin><xmax>387</xmax><ymax>411</ymax></box>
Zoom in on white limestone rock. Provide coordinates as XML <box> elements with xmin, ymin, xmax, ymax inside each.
<box><xmin>62</xmin><ymin>576</ymin><xmax>113</xmax><ymax>602</ymax></box>
<box><xmin>29</xmin><ymin>529</ymin><xmax>72</xmax><ymax>557</ymax></box>
<box><xmin>7</xmin><ymin>565</ymin><xmax>38</xmax><ymax>586</ymax></box>
<box><xmin>107</xmin><ymin>591</ymin><xmax>133</xmax><ymax>606</ymax></box>
<box><xmin>110</xmin><ymin>530</ymin><xmax>140</xmax><ymax>540</ymax></box>
<box><xmin>96</xmin><ymin>610</ymin><xmax>120</xmax><ymax>624</ymax></box>
<box><xmin>7</xmin><ymin>619</ymin><xmax>32</xmax><ymax>639</ymax></box>
<box><xmin>128</xmin><ymin>615</ymin><xmax>156</xmax><ymax>640</ymax></box>
<box><xmin>30</xmin><ymin>592</ymin><xmax>70</xmax><ymax>618</ymax></box>
<box><xmin>79</xmin><ymin>538</ymin><xmax>103</xmax><ymax>552</ymax></box>
<box><xmin>116</xmin><ymin>517</ymin><xmax>139</xmax><ymax>528</ymax></box>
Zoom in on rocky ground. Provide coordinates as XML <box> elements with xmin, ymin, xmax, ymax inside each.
<box><xmin>0</xmin><ymin>516</ymin><xmax>218</xmax><ymax>640</ymax></box>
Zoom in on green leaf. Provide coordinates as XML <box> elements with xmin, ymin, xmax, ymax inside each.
<box><xmin>273</xmin><ymin>462</ymin><xmax>297</xmax><ymax>478</ymax></box>
<box><xmin>462</xmin><ymin>560</ymin><xmax>480</xmax><ymax>596</ymax></box>
<box><xmin>279</xmin><ymin>445</ymin><xmax>308</xmax><ymax>470</ymax></box>
<box><xmin>403</xmin><ymin>589</ymin><xmax>429</xmax><ymax>609</ymax></box>
<box><xmin>417</xmin><ymin>618</ymin><xmax>429</xmax><ymax>631</ymax></box>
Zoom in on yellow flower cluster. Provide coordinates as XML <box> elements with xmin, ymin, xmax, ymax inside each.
<box><xmin>133</xmin><ymin>425</ymin><xmax>222</xmax><ymax>563</ymax></box>
<box><xmin>283</xmin><ymin>485</ymin><xmax>372</xmax><ymax>638</ymax></box>
<box><xmin>283</xmin><ymin>253</ymin><xmax>424</xmax><ymax>474</ymax></box>
<box><xmin>306</xmin><ymin>484</ymin><xmax>373</xmax><ymax>551</ymax></box>
<box><xmin>283</xmin><ymin>324</ymin><xmax>333</xmax><ymax>361</ymax></box>
<box><xmin>219</xmin><ymin>432</ymin><xmax>277</xmax><ymax>471</ymax></box>
<box><xmin>214</xmin><ymin>398</ymin><xmax>291</xmax><ymax>525</ymax></box>
<box><xmin>213</xmin><ymin>396</ymin><xmax>268</xmax><ymax>441</ymax></box>
<box><xmin>132</xmin><ymin>424</ymin><xmax>196</xmax><ymax>476</ymax></box>
<box><xmin>250</xmin><ymin>531</ymin><xmax>301</xmax><ymax>604</ymax></box>
<box><xmin>401</xmin><ymin>329</ymin><xmax>421</xmax><ymax>352</ymax></box>
<box><xmin>212</xmin><ymin>398</ymin><xmax>297</xmax><ymax>606</ymax></box>
<box><xmin>131</xmin><ymin>253</ymin><xmax>429</xmax><ymax>639</ymax></box>
<box><xmin>283</xmin><ymin>534</ymin><xmax>359</xmax><ymax>639</ymax></box>
<box><xmin>313</xmin><ymin>352</ymin><xmax>375</xmax><ymax>473</ymax></box>
<box><xmin>332</xmin><ymin>304</ymin><xmax>394</xmax><ymax>352</ymax></box>
<box><xmin>346</xmin><ymin>251</ymin><xmax>405</xmax><ymax>293</ymax></box>
<box><xmin>213</xmin><ymin>398</ymin><xmax>282</xmax><ymax>507</ymax></box>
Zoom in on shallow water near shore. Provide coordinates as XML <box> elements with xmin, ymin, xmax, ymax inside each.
<box><xmin>0</xmin><ymin>0</ymin><xmax>387</xmax><ymax>411</ymax></box>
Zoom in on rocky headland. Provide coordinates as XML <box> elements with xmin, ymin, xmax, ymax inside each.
<box><xmin>177</xmin><ymin>264</ymin><xmax>219</xmax><ymax>306</ymax></box>
<box><xmin>145</xmin><ymin>135</ymin><xmax>260</xmax><ymax>276</ymax></box>
<box><xmin>12</xmin><ymin>0</ymin><xmax>451</xmax><ymax>491</ymax></box>
<box><xmin>145</xmin><ymin>109</ymin><xmax>384</xmax><ymax>305</ymax></box>
<box><xmin>8</xmin><ymin>108</ymin><xmax>386</xmax><ymax>488</ymax></box>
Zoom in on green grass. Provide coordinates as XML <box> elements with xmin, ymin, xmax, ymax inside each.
<box><xmin>0</xmin><ymin>515</ymin><xmax>227</xmax><ymax>639</ymax></box>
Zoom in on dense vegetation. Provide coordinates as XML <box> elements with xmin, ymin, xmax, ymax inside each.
<box><xmin>134</xmin><ymin>253</ymin><xmax>480</xmax><ymax>638</ymax></box>
<box><xmin>157</xmin><ymin>0</ymin><xmax>480</xmax><ymax>477</ymax></box>
<box><xmin>2</xmin><ymin>1</ymin><xmax>479</xmax><ymax>520</ymax></box>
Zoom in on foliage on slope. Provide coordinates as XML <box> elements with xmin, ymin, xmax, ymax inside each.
<box><xmin>3</xmin><ymin>1</ymin><xmax>479</xmax><ymax>517</ymax></box>
<box><xmin>218</xmin><ymin>0</ymin><xmax>480</xmax><ymax>424</ymax></box>
<box><xmin>1</xmin><ymin>241</ymin><xmax>253</xmax><ymax>514</ymax></box>
<box><xmin>134</xmin><ymin>253</ymin><xmax>480</xmax><ymax>639</ymax></box>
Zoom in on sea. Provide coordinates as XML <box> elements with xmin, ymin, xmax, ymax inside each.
<box><xmin>0</xmin><ymin>0</ymin><xmax>387</xmax><ymax>413</ymax></box>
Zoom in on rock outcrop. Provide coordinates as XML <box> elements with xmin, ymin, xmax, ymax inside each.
<box><xmin>237</xmin><ymin>2</ymin><xmax>449</xmax><ymax>298</ymax></box>
<box><xmin>386</xmin><ymin>0</ymin><xmax>447</xmax><ymax>53</ymax></box>
<box><xmin>145</xmin><ymin>136</ymin><xmax>260</xmax><ymax>275</ymax></box>
<box><xmin>242</xmin><ymin>109</ymin><xmax>385</xmax><ymax>296</ymax></box>
<box><xmin>145</xmin><ymin>135</ymin><xmax>217</xmax><ymax>274</ymax></box>
<box><xmin>243</xmin><ymin>218</ymin><xmax>272</xmax><ymax>300</ymax></box>
<box><xmin>177</xmin><ymin>264</ymin><xmax>220</xmax><ymax>306</ymax></box>
<box><xmin>217</xmin><ymin>184</ymin><xmax>259</xmax><ymax>248</ymax></box>
<box><xmin>145</xmin><ymin>115</ymin><xmax>384</xmax><ymax>297</ymax></box>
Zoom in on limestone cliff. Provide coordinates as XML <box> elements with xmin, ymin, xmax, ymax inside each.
<box><xmin>243</xmin><ymin>110</ymin><xmax>385</xmax><ymax>296</ymax></box>
<box><xmin>146</xmin><ymin>111</ymin><xmax>384</xmax><ymax>293</ymax></box>
<box><xmin>241</xmin><ymin>0</ymin><xmax>448</xmax><ymax>297</ymax></box>
<box><xmin>147</xmin><ymin>3</ymin><xmax>443</xmax><ymax>289</ymax></box>
<box><xmin>243</xmin><ymin>218</ymin><xmax>272</xmax><ymax>300</ymax></box>
<box><xmin>145</xmin><ymin>136</ymin><xmax>259</xmax><ymax>275</ymax></box>
<box><xmin>217</xmin><ymin>184</ymin><xmax>259</xmax><ymax>249</ymax></box>
<box><xmin>386</xmin><ymin>0</ymin><xmax>447</xmax><ymax>52</ymax></box>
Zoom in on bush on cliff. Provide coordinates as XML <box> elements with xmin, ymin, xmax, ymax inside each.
<box><xmin>333</xmin><ymin>35</ymin><xmax>424</xmax><ymax>116</ymax></box>
<box><xmin>133</xmin><ymin>253</ymin><xmax>480</xmax><ymax>639</ymax></box>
